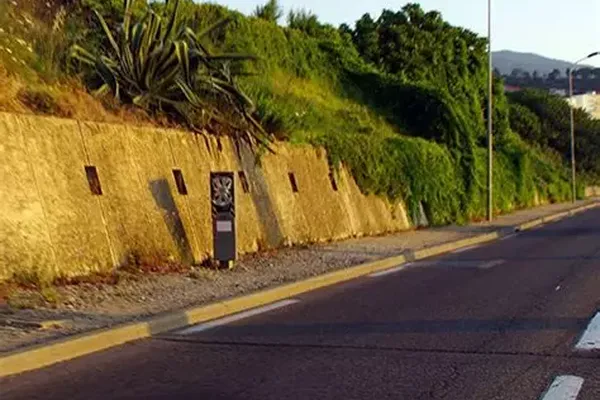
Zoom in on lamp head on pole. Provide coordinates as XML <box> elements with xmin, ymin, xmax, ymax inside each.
<box><xmin>572</xmin><ymin>51</ymin><xmax>600</xmax><ymax>71</ymax></box>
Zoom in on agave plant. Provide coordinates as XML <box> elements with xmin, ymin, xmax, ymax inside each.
<box><xmin>71</xmin><ymin>0</ymin><xmax>270</xmax><ymax>148</ymax></box>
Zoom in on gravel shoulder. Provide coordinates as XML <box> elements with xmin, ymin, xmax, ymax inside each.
<box><xmin>0</xmin><ymin>200</ymin><xmax>595</xmax><ymax>354</ymax></box>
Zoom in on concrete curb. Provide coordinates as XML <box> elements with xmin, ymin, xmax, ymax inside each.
<box><xmin>515</xmin><ymin>202</ymin><xmax>598</xmax><ymax>232</ymax></box>
<box><xmin>1</xmin><ymin>201</ymin><xmax>598</xmax><ymax>378</ymax></box>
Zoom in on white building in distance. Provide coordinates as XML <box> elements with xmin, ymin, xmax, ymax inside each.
<box><xmin>568</xmin><ymin>92</ymin><xmax>600</xmax><ymax>119</ymax></box>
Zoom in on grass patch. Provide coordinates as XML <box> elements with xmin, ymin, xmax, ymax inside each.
<box><xmin>188</xmin><ymin>267</ymin><xmax>220</xmax><ymax>281</ymax></box>
<box><xmin>10</xmin><ymin>267</ymin><xmax>53</xmax><ymax>290</ymax></box>
<box><xmin>121</xmin><ymin>252</ymin><xmax>191</xmax><ymax>275</ymax></box>
<box><xmin>40</xmin><ymin>286</ymin><xmax>62</xmax><ymax>305</ymax></box>
<box><xmin>6</xmin><ymin>287</ymin><xmax>61</xmax><ymax>309</ymax></box>
<box><xmin>6</xmin><ymin>290</ymin><xmax>45</xmax><ymax>309</ymax></box>
<box><xmin>17</xmin><ymin>87</ymin><xmax>70</xmax><ymax>117</ymax></box>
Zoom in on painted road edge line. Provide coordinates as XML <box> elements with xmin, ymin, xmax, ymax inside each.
<box><xmin>0</xmin><ymin>252</ymin><xmax>404</xmax><ymax>378</ymax></box>
<box><xmin>369</xmin><ymin>263</ymin><xmax>412</xmax><ymax>278</ymax></box>
<box><xmin>575</xmin><ymin>312</ymin><xmax>600</xmax><ymax>350</ymax></box>
<box><xmin>452</xmin><ymin>245</ymin><xmax>479</xmax><ymax>254</ymax></box>
<box><xmin>478</xmin><ymin>260</ymin><xmax>505</xmax><ymax>269</ymax></box>
<box><xmin>0</xmin><ymin>201</ymin><xmax>597</xmax><ymax>378</ymax></box>
<box><xmin>501</xmin><ymin>233</ymin><xmax>518</xmax><ymax>241</ymax></box>
<box><xmin>411</xmin><ymin>232</ymin><xmax>499</xmax><ymax>260</ymax></box>
<box><xmin>180</xmin><ymin>299</ymin><xmax>300</xmax><ymax>335</ymax></box>
<box><xmin>539</xmin><ymin>376</ymin><xmax>584</xmax><ymax>400</ymax></box>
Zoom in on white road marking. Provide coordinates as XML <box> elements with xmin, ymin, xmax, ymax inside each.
<box><xmin>178</xmin><ymin>299</ymin><xmax>300</xmax><ymax>335</ymax></box>
<box><xmin>501</xmin><ymin>233</ymin><xmax>518</xmax><ymax>241</ymax></box>
<box><xmin>539</xmin><ymin>376</ymin><xmax>584</xmax><ymax>400</ymax></box>
<box><xmin>369</xmin><ymin>264</ymin><xmax>412</xmax><ymax>278</ymax></box>
<box><xmin>478</xmin><ymin>260</ymin><xmax>505</xmax><ymax>269</ymax></box>
<box><xmin>575</xmin><ymin>312</ymin><xmax>600</xmax><ymax>350</ymax></box>
<box><xmin>395</xmin><ymin>260</ymin><xmax>504</xmax><ymax>270</ymax></box>
<box><xmin>451</xmin><ymin>245</ymin><xmax>479</xmax><ymax>254</ymax></box>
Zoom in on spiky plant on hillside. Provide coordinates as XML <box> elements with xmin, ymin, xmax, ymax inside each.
<box><xmin>71</xmin><ymin>0</ymin><xmax>271</xmax><ymax>148</ymax></box>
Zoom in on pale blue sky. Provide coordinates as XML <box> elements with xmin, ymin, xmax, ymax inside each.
<box><xmin>215</xmin><ymin>0</ymin><xmax>600</xmax><ymax>67</ymax></box>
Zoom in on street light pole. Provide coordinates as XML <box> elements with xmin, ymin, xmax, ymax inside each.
<box><xmin>487</xmin><ymin>0</ymin><xmax>493</xmax><ymax>221</ymax></box>
<box><xmin>569</xmin><ymin>51</ymin><xmax>600</xmax><ymax>203</ymax></box>
<box><xmin>569</xmin><ymin>67</ymin><xmax>576</xmax><ymax>203</ymax></box>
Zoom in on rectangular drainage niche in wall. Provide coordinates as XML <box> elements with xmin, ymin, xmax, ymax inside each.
<box><xmin>238</xmin><ymin>171</ymin><xmax>250</xmax><ymax>193</ymax></box>
<box><xmin>85</xmin><ymin>165</ymin><xmax>103</xmax><ymax>195</ymax></box>
<box><xmin>172</xmin><ymin>169</ymin><xmax>188</xmax><ymax>195</ymax></box>
<box><xmin>329</xmin><ymin>171</ymin><xmax>339</xmax><ymax>192</ymax></box>
<box><xmin>288</xmin><ymin>172</ymin><xmax>299</xmax><ymax>193</ymax></box>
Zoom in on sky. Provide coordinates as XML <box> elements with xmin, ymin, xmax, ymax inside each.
<box><xmin>217</xmin><ymin>0</ymin><xmax>600</xmax><ymax>67</ymax></box>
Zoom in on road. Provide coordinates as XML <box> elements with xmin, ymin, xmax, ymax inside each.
<box><xmin>2</xmin><ymin>208</ymin><xmax>600</xmax><ymax>399</ymax></box>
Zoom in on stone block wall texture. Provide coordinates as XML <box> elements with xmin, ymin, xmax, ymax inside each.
<box><xmin>0</xmin><ymin>113</ymin><xmax>411</xmax><ymax>282</ymax></box>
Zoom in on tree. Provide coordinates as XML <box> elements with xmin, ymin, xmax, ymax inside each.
<box><xmin>578</xmin><ymin>67</ymin><xmax>592</xmax><ymax>80</ymax></box>
<box><xmin>352</xmin><ymin>14</ymin><xmax>379</xmax><ymax>64</ymax></box>
<box><xmin>509</xmin><ymin>102</ymin><xmax>542</xmax><ymax>142</ymax></box>
<box><xmin>340</xmin><ymin>2</ymin><xmax>510</xmax><ymax>159</ymax></box>
<box><xmin>508</xmin><ymin>88</ymin><xmax>600</xmax><ymax>177</ymax></box>
<box><xmin>532</xmin><ymin>70</ymin><xmax>540</xmax><ymax>80</ymax></box>
<box><xmin>548</xmin><ymin>68</ymin><xmax>561</xmax><ymax>81</ymax></box>
<box><xmin>253</xmin><ymin>0</ymin><xmax>282</xmax><ymax>23</ymax></box>
<box><xmin>510</xmin><ymin>68</ymin><xmax>525</xmax><ymax>79</ymax></box>
<box><xmin>338</xmin><ymin>23</ymin><xmax>352</xmax><ymax>37</ymax></box>
<box><xmin>288</xmin><ymin>9</ymin><xmax>320</xmax><ymax>36</ymax></box>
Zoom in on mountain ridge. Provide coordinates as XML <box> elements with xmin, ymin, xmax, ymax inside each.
<box><xmin>492</xmin><ymin>50</ymin><xmax>593</xmax><ymax>76</ymax></box>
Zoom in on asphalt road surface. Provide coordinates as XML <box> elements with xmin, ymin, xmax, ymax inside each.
<box><xmin>2</xmin><ymin>209</ymin><xmax>600</xmax><ymax>400</ymax></box>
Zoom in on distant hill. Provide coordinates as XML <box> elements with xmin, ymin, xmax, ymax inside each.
<box><xmin>492</xmin><ymin>50</ymin><xmax>589</xmax><ymax>76</ymax></box>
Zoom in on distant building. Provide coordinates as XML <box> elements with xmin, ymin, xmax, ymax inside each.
<box><xmin>549</xmin><ymin>88</ymin><xmax>567</xmax><ymax>97</ymax></box>
<box><xmin>567</xmin><ymin>91</ymin><xmax>600</xmax><ymax>119</ymax></box>
<box><xmin>503</xmin><ymin>84</ymin><xmax>521</xmax><ymax>93</ymax></box>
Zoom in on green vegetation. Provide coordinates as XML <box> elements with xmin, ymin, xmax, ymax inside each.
<box><xmin>205</xmin><ymin>1</ymin><xmax>576</xmax><ymax>221</ymax></box>
<box><xmin>1</xmin><ymin>0</ymin><xmax>595</xmax><ymax>226</ymax></box>
<box><xmin>0</xmin><ymin>0</ymin><xmax>68</xmax><ymax>82</ymax></box>
<box><xmin>253</xmin><ymin>0</ymin><xmax>283</xmax><ymax>23</ymax></box>
<box><xmin>508</xmin><ymin>89</ymin><xmax>600</xmax><ymax>182</ymax></box>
